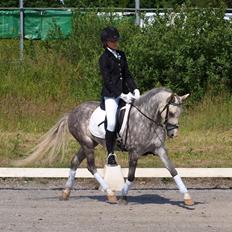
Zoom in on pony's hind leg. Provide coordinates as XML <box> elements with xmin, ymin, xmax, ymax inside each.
<box><xmin>156</xmin><ymin>147</ymin><xmax>193</xmax><ymax>206</ymax></box>
<box><xmin>61</xmin><ymin>147</ymin><xmax>86</xmax><ymax>200</ymax></box>
<box><xmin>84</xmin><ymin>145</ymin><xmax>117</xmax><ymax>204</ymax></box>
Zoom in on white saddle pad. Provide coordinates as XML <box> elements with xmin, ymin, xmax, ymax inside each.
<box><xmin>89</xmin><ymin>106</ymin><xmax>106</xmax><ymax>139</ymax></box>
<box><xmin>89</xmin><ymin>104</ymin><xmax>131</xmax><ymax>139</ymax></box>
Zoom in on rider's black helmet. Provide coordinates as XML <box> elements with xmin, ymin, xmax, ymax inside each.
<box><xmin>100</xmin><ymin>27</ymin><xmax>120</xmax><ymax>48</ymax></box>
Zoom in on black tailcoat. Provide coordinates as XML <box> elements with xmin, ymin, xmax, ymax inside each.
<box><xmin>99</xmin><ymin>49</ymin><xmax>137</xmax><ymax>98</ymax></box>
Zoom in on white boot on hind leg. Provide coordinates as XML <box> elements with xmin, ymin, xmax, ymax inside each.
<box><xmin>94</xmin><ymin>172</ymin><xmax>117</xmax><ymax>204</ymax></box>
<box><xmin>65</xmin><ymin>169</ymin><xmax>76</xmax><ymax>189</ymax></box>
<box><xmin>61</xmin><ymin>169</ymin><xmax>76</xmax><ymax>201</ymax></box>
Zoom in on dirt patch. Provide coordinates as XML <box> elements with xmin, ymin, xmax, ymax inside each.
<box><xmin>1</xmin><ymin>188</ymin><xmax>232</xmax><ymax>232</ymax></box>
<box><xmin>0</xmin><ymin>177</ymin><xmax>232</xmax><ymax>190</ymax></box>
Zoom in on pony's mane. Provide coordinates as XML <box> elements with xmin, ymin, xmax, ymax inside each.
<box><xmin>135</xmin><ymin>87</ymin><xmax>172</xmax><ymax>106</ymax></box>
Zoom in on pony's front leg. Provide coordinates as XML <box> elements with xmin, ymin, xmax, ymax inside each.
<box><xmin>119</xmin><ymin>152</ymin><xmax>138</xmax><ymax>205</ymax></box>
<box><xmin>156</xmin><ymin>147</ymin><xmax>193</xmax><ymax>206</ymax></box>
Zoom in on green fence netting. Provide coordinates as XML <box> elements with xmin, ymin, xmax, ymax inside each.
<box><xmin>0</xmin><ymin>9</ymin><xmax>72</xmax><ymax>39</ymax></box>
<box><xmin>0</xmin><ymin>10</ymin><xmax>19</xmax><ymax>38</ymax></box>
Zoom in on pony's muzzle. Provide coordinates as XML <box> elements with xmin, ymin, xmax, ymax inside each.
<box><xmin>166</xmin><ymin>123</ymin><xmax>179</xmax><ymax>138</ymax></box>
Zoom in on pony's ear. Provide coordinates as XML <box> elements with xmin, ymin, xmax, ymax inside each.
<box><xmin>166</xmin><ymin>93</ymin><xmax>176</xmax><ymax>104</ymax></box>
<box><xmin>180</xmin><ymin>94</ymin><xmax>190</xmax><ymax>102</ymax></box>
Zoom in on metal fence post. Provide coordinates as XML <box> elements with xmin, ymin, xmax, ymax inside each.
<box><xmin>19</xmin><ymin>0</ymin><xmax>24</xmax><ymax>61</ymax></box>
<box><xmin>135</xmin><ymin>0</ymin><xmax>140</xmax><ymax>26</ymax></box>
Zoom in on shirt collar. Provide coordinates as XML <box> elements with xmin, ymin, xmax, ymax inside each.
<box><xmin>107</xmin><ymin>47</ymin><xmax>120</xmax><ymax>59</ymax></box>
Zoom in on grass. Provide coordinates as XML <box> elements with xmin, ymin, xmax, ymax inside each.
<box><xmin>0</xmin><ymin>93</ymin><xmax>231</xmax><ymax>168</ymax></box>
<box><xmin>0</xmin><ymin>40</ymin><xmax>231</xmax><ymax>168</ymax></box>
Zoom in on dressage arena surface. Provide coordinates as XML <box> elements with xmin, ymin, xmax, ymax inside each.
<box><xmin>0</xmin><ymin>178</ymin><xmax>232</xmax><ymax>232</ymax></box>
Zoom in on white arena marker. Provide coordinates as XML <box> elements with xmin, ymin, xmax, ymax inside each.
<box><xmin>103</xmin><ymin>165</ymin><xmax>125</xmax><ymax>191</ymax></box>
<box><xmin>0</xmin><ymin>168</ymin><xmax>232</xmax><ymax>178</ymax></box>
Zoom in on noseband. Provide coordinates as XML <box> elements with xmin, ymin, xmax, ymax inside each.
<box><xmin>131</xmin><ymin>93</ymin><xmax>182</xmax><ymax>133</ymax></box>
<box><xmin>162</xmin><ymin>105</ymin><xmax>180</xmax><ymax>132</ymax></box>
<box><xmin>160</xmin><ymin>98</ymin><xmax>181</xmax><ymax>132</ymax></box>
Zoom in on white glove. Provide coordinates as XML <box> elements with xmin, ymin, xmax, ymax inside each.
<box><xmin>120</xmin><ymin>92</ymin><xmax>134</xmax><ymax>103</ymax></box>
<box><xmin>133</xmin><ymin>89</ymin><xmax>140</xmax><ymax>99</ymax></box>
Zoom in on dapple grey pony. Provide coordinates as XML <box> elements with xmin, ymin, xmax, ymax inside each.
<box><xmin>14</xmin><ymin>87</ymin><xmax>192</xmax><ymax>205</ymax></box>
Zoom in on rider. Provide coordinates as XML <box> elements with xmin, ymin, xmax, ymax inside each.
<box><xmin>99</xmin><ymin>26</ymin><xmax>140</xmax><ymax>166</ymax></box>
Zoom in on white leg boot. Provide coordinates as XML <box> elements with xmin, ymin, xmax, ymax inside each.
<box><xmin>62</xmin><ymin>169</ymin><xmax>76</xmax><ymax>200</ymax></box>
<box><xmin>94</xmin><ymin>172</ymin><xmax>117</xmax><ymax>204</ymax></box>
<box><xmin>174</xmin><ymin>174</ymin><xmax>193</xmax><ymax>206</ymax></box>
<box><xmin>65</xmin><ymin>169</ymin><xmax>76</xmax><ymax>189</ymax></box>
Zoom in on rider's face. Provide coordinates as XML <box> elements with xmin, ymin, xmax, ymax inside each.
<box><xmin>106</xmin><ymin>40</ymin><xmax>118</xmax><ymax>50</ymax></box>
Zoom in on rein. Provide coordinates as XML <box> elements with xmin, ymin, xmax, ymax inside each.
<box><xmin>131</xmin><ymin>103</ymin><xmax>159</xmax><ymax>126</ymax></box>
<box><xmin>131</xmin><ymin>93</ymin><xmax>182</xmax><ymax>132</ymax></box>
<box><xmin>121</xmin><ymin>93</ymin><xmax>181</xmax><ymax>150</ymax></box>
<box><xmin>119</xmin><ymin>102</ymin><xmax>159</xmax><ymax>151</ymax></box>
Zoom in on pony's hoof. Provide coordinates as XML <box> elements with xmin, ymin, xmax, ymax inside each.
<box><xmin>106</xmin><ymin>194</ymin><xmax>118</xmax><ymax>204</ymax></box>
<box><xmin>60</xmin><ymin>188</ymin><xmax>71</xmax><ymax>201</ymax></box>
<box><xmin>184</xmin><ymin>198</ymin><xmax>194</xmax><ymax>206</ymax></box>
<box><xmin>119</xmin><ymin>196</ymin><xmax>128</xmax><ymax>205</ymax></box>
<box><xmin>184</xmin><ymin>193</ymin><xmax>194</xmax><ymax>206</ymax></box>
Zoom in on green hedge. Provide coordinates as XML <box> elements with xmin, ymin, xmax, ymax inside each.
<box><xmin>0</xmin><ymin>6</ymin><xmax>231</xmax><ymax>104</ymax></box>
<box><xmin>47</xmin><ymin>6</ymin><xmax>232</xmax><ymax>101</ymax></box>
<box><xmin>127</xmin><ymin>7</ymin><xmax>232</xmax><ymax>100</ymax></box>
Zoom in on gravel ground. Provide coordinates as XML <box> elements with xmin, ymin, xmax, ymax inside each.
<box><xmin>0</xmin><ymin>177</ymin><xmax>232</xmax><ymax>190</ymax></box>
<box><xmin>0</xmin><ymin>178</ymin><xmax>232</xmax><ymax>232</ymax></box>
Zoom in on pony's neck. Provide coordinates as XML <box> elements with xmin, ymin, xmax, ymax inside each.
<box><xmin>134</xmin><ymin>89</ymin><xmax>171</xmax><ymax>121</ymax></box>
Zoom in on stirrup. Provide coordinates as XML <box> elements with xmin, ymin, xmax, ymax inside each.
<box><xmin>107</xmin><ymin>153</ymin><xmax>118</xmax><ymax>166</ymax></box>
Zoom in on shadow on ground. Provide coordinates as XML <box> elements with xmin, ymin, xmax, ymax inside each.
<box><xmin>35</xmin><ymin>193</ymin><xmax>203</xmax><ymax>209</ymax></box>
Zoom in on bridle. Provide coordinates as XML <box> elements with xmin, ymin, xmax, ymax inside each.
<box><xmin>121</xmin><ymin>93</ymin><xmax>181</xmax><ymax>150</ymax></box>
<box><xmin>131</xmin><ymin>93</ymin><xmax>182</xmax><ymax>133</ymax></box>
<box><xmin>159</xmin><ymin>97</ymin><xmax>182</xmax><ymax>132</ymax></box>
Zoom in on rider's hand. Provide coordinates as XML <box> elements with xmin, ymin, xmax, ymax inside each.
<box><xmin>133</xmin><ymin>89</ymin><xmax>140</xmax><ymax>99</ymax></box>
<box><xmin>120</xmin><ymin>92</ymin><xmax>134</xmax><ymax>103</ymax></box>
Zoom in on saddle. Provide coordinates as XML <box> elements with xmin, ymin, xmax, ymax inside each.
<box><xmin>89</xmin><ymin>100</ymin><xmax>131</xmax><ymax>151</ymax></box>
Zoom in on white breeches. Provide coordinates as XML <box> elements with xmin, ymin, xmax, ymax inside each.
<box><xmin>104</xmin><ymin>97</ymin><xmax>120</xmax><ymax>132</ymax></box>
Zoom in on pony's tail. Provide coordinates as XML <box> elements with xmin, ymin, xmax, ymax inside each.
<box><xmin>12</xmin><ymin>114</ymin><xmax>70</xmax><ymax>166</ymax></box>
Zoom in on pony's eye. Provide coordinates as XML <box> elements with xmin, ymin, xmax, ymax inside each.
<box><xmin>169</xmin><ymin>112</ymin><xmax>175</xmax><ymax>117</ymax></box>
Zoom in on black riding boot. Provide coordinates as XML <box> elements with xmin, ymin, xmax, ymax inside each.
<box><xmin>105</xmin><ymin>130</ymin><xmax>117</xmax><ymax>166</ymax></box>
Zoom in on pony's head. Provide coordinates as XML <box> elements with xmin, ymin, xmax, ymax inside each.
<box><xmin>159</xmin><ymin>93</ymin><xmax>189</xmax><ymax>138</ymax></box>
<box><xmin>133</xmin><ymin>88</ymin><xmax>189</xmax><ymax>138</ymax></box>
